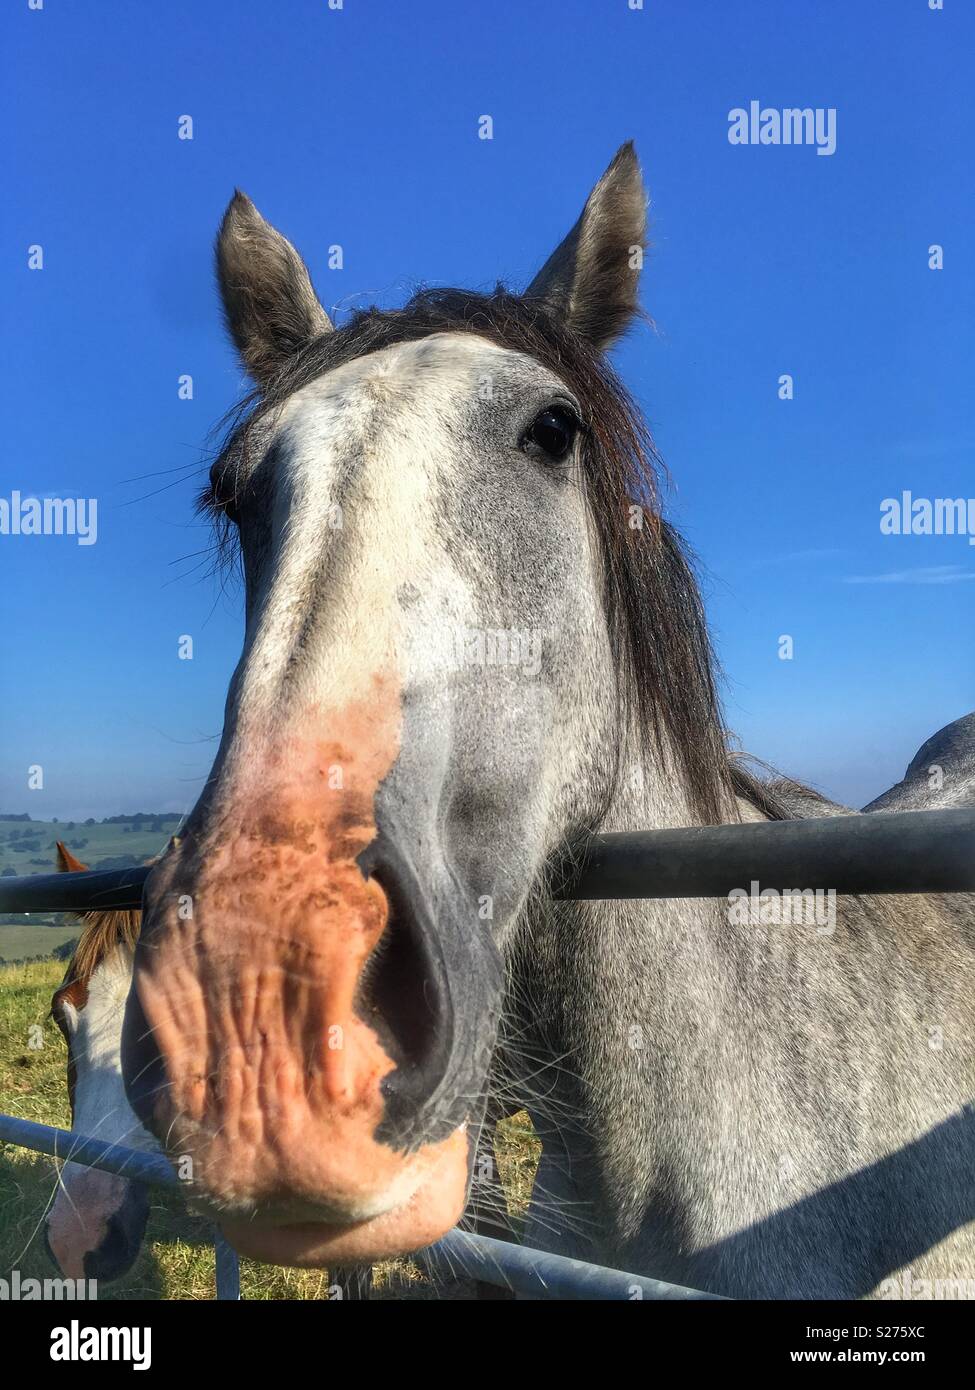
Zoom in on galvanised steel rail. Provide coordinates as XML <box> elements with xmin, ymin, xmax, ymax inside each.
<box><xmin>1</xmin><ymin>809</ymin><xmax>973</xmax><ymax>914</ymax></box>
<box><xmin>562</xmin><ymin>807</ymin><xmax>975</xmax><ymax>900</ymax></box>
<box><xmin>0</xmin><ymin>1113</ymin><xmax>721</xmax><ymax>1301</ymax></box>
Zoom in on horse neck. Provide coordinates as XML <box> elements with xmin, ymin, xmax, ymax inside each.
<box><xmin>503</xmin><ymin>729</ymin><xmax>746</xmax><ymax>1240</ymax></box>
<box><xmin>515</xmin><ymin>720</ymin><xmax>737</xmax><ymax>994</ymax></box>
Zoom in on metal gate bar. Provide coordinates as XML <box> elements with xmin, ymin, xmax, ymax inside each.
<box><xmin>564</xmin><ymin>806</ymin><xmax>975</xmax><ymax>899</ymax></box>
<box><xmin>0</xmin><ymin>1113</ymin><xmax>719</xmax><ymax>1301</ymax></box>
<box><xmin>2</xmin><ymin>809</ymin><xmax>971</xmax><ymax>915</ymax></box>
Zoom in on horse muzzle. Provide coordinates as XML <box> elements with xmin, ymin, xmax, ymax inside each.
<box><xmin>120</xmin><ymin>810</ymin><xmax>501</xmax><ymax>1265</ymax></box>
<box><xmin>46</xmin><ymin>1169</ymin><xmax>149</xmax><ymax>1283</ymax></box>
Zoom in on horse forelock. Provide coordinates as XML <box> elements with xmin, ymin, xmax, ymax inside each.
<box><xmin>200</xmin><ymin>287</ymin><xmax>735</xmax><ymax>825</ymax></box>
<box><xmin>57</xmin><ymin>909</ymin><xmax>141</xmax><ymax>1001</ymax></box>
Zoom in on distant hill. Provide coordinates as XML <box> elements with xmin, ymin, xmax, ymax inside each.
<box><xmin>0</xmin><ymin>814</ymin><xmax>185</xmax><ymax>959</ymax></box>
<box><xmin>0</xmin><ymin>813</ymin><xmax>181</xmax><ymax>864</ymax></box>
<box><xmin>100</xmin><ymin>813</ymin><xmax>183</xmax><ymax>826</ymax></box>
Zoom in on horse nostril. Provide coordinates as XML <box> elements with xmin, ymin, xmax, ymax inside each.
<box><xmin>356</xmin><ymin>849</ymin><xmax>454</xmax><ymax>1134</ymax></box>
<box><xmin>81</xmin><ymin>1186</ymin><xmax>149</xmax><ymax>1284</ymax></box>
<box><xmin>359</xmin><ymin>889</ymin><xmax>437</xmax><ymax>1068</ymax></box>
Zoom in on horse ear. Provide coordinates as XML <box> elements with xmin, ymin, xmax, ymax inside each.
<box><xmin>216</xmin><ymin>191</ymin><xmax>333</xmax><ymax>385</ymax></box>
<box><xmin>56</xmin><ymin>841</ymin><xmax>88</xmax><ymax>874</ymax></box>
<box><xmin>525</xmin><ymin>143</ymin><xmax>647</xmax><ymax>350</ymax></box>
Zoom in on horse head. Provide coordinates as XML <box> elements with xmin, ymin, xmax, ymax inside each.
<box><xmin>121</xmin><ymin>146</ymin><xmax>730</xmax><ymax>1266</ymax></box>
<box><xmin>46</xmin><ymin>842</ymin><xmax>160</xmax><ymax>1281</ymax></box>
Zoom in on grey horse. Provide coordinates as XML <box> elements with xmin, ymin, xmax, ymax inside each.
<box><xmin>116</xmin><ymin>145</ymin><xmax>974</xmax><ymax>1298</ymax></box>
<box><xmin>863</xmin><ymin>713</ymin><xmax>975</xmax><ymax>812</ymax></box>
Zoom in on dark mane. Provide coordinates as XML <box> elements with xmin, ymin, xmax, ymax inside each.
<box><xmin>201</xmin><ymin>287</ymin><xmax>739</xmax><ymax>825</ymax></box>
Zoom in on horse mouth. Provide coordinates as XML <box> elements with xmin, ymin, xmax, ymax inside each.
<box><xmin>217</xmin><ymin>1133</ymin><xmax>469</xmax><ymax>1266</ymax></box>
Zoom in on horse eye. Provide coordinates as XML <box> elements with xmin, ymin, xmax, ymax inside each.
<box><xmin>521</xmin><ymin>405</ymin><xmax>579</xmax><ymax>462</ymax></box>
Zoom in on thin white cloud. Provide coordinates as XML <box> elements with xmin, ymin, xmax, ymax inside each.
<box><xmin>746</xmin><ymin>547</ymin><xmax>846</xmax><ymax>572</ymax></box>
<box><xmin>843</xmin><ymin>565</ymin><xmax>975</xmax><ymax>586</ymax></box>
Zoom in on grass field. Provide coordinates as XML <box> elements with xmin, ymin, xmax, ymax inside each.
<box><xmin>0</xmin><ymin>959</ymin><xmax>539</xmax><ymax>1300</ymax></box>
<box><xmin>0</xmin><ymin>923</ymin><xmax>84</xmax><ymax>964</ymax></box>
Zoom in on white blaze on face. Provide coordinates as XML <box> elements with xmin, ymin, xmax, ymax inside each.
<box><xmin>207</xmin><ymin>328</ymin><xmax>601</xmax><ymax>902</ymax></box>
<box><xmin>47</xmin><ymin>950</ymin><xmax>158</xmax><ymax>1279</ymax></box>
<box><xmin>225</xmin><ymin>335</ymin><xmax>531</xmax><ymax>737</ymax></box>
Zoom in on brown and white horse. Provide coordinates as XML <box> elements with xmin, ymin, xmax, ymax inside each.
<box><xmin>45</xmin><ymin>843</ymin><xmax>160</xmax><ymax>1281</ymax></box>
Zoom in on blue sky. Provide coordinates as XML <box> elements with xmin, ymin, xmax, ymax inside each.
<box><xmin>1</xmin><ymin>0</ymin><xmax>971</xmax><ymax>820</ymax></box>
